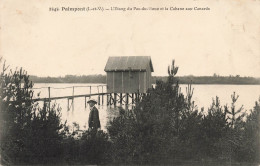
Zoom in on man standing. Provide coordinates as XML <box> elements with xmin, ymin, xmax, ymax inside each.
<box><xmin>87</xmin><ymin>99</ymin><xmax>101</xmax><ymax>132</ymax></box>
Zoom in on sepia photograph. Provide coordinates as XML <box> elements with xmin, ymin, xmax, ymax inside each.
<box><xmin>0</xmin><ymin>0</ymin><xmax>260</xmax><ymax>165</ymax></box>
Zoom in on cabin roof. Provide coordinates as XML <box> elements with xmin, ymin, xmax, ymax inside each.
<box><xmin>104</xmin><ymin>56</ymin><xmax>154</xmax><ymax>72</ymax></box>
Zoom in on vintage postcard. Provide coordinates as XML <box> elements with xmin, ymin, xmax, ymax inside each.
<box><xmin>1</xmin><ymin>0</ymin><xmax>259</xmax><ymax>165</ymax></box>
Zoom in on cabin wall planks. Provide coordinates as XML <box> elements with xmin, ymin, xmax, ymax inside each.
<box><xmin>104</xmin><ymin>56</ymin><xmax>154</xmax><ymax>93</ymax></box>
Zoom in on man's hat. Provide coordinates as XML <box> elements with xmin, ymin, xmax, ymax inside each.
<box><xmin>87</xmin><ymin>98</ymin><xmax>97</xmax><ymax>104</ymax></box>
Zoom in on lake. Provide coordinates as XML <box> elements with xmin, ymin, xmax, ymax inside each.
<box><xmin>32</xmin><ymin>83</ymin><xmax>260</xmax><ymax>131</ymax></box>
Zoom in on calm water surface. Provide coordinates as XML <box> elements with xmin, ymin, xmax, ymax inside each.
<box><xmin>32</xmin><ymin>83</ymin><xmax>260</xmax><ymax>131</ymax></box>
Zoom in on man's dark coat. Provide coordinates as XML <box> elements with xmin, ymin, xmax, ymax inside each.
<box><xmin>88</xmin><ymin>106</ymin><xmax>101</xmax><ymax>129</ymax></box>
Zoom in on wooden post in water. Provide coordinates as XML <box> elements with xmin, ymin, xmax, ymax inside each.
<box><xmin>48</xmin><ymin>87</ymin><xmax>51</xmax><ymax>110</ymax></box>
<box><xmin>88</xmin><ymin>86</ymin><xmax>91</xmax><ymax>107</ymax></box>
<box><xmin>126</xmin><ymin>93</ymin><xmax>129</xmax><ymax>105</ymax></box>
<box><xmin>72</xmin><ymin>86</ymin><xmax>74</xmax><ymax>111</ymax></box>
<box><xmin>114</xmin><ymin>93</ymin><xmax>117</xmax><ymax>106</ymax></box>
<box><xmin>85</xmin><ymin>96</ymin><xmax>87</xmax><ymax>108</ymax></box>
<box><xmin>102</xmin><ymin>86</ymin><xmax>104</xmax><ymax>105</ymax></box>
<box><xmin>110</xmin><ymin>93</ymin><xmax>112</xmax><ymax>106</ymax></box>
<box><xmin>120</xmin><ymin>93</ymin><xmax>122</xmax><ymax>105</ymax></box>
<box><xmin>107</xmin><ymin>94</ymin><xmax>109</xmax><ymax>106</ymax></box>
<box><xmin>97</xmin><ymin>86</ymin><xmax>100</xmax><ymax>105</ymax></box>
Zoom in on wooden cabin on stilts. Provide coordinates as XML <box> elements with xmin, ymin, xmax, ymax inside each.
<box><xmin>32</xmin><ymin>56</ymin><xmax>154</xmax><ymax>111</ymax></box>
<box><xmin>104</xmin><ymin>56</ymin><xmax>154</xmax><ymax>106</ymax></box>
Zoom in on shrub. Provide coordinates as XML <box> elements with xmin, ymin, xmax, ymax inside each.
<box><xmin>107</xmin><ymin>60</ymin><xmax>203</xmax><ymax>164</ymax></box>
<box><xmin>235</xmin><ymin>98</ymin><xmax>260</xmax><ymax>163</ymax></box>
<box><xmin>61</xmin><ymin>128</ymin><xmax>112</xmax><ymax>165</ymax></box>
<box><xmin>107</xmin><ymin>60</ymin><xmax>259</xmax><ymax>165</ymax></box>
<box><xmin>0</xmin><ymin>60</ymin><xmax>65</xmax><ymax>164</ymax></box>
<box><xmin>200</xmin><ymin>96</ymin><xmax>230</xmax><ymax>160</ymax></box>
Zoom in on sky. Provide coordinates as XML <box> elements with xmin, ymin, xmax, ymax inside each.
<box><xmin>1</xmin><ymin>0</ymin><xmax>259</xmax><ymax>77</ymax></box>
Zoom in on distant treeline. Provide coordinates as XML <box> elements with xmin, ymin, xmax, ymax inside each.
<box><xmin>30</xmin><ymin>75</ymin><xmax>260</xmax><ymax>84</ymax></box>
<box><xmin>30</xmin><ymin>75</ymin><xmax>106</xmax><ymax>84</ymax></box>
<box><xmin>157</xmin><ymin>76</ymin><xmax>260</xmax><ymax>84</ymax></box>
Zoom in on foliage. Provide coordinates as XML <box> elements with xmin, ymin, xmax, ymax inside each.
<box><xmin>0</xmin><ymin>60</ymin><xmax>112</xmax><ymax>165</ymax></box>
<box><xmin>108</xmin><ymin>59</ymin><xmax>260</xmax><ymax>165</ymax></box>
<box><xmin>61</xmin><ymin>129</ymin><xmax>112</xmax><ymax>165</ymax></box>
<box><xmin>0</xmin><ymin>59</ymin><xmax>66</xmax><ymax>164</ymax></box>
<box><xmin>235</xmin><ymin>98</ymin><xmax>260</xmax><ymax>163</ymax></box>
<box><xmin>1</xmin><ymin>58</ymin><xmax>259</xmax><ymax>165</ymax></box>
<box><xmin>107</xmin><ymin>60</ymin><xmax>203</xmax><ymax>164</ymax></box>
